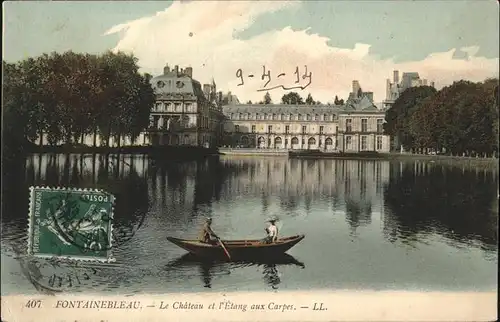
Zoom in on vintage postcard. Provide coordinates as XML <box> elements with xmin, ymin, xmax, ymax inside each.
<box><xmin>2</xmin><ymin>1</ymin><xmax>498</xmax><ymax>321</ymax></box>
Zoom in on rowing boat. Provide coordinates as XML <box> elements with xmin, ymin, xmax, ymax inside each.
<box><xmin>166</xmin><ymin>234</ymin><xmax>305</xmax><ymax>260</ymax></box>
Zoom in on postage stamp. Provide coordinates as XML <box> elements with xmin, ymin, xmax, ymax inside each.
<box><xmin>27</xmin><ymin>186</ymin><xmax>116</xmax><ymax>262</ymax></box>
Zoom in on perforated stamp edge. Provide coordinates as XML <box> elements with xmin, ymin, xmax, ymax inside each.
<box><xmin>27</xmin><ymin>186</ymin><xmax>116</xmax><ymax>263</ymax></box>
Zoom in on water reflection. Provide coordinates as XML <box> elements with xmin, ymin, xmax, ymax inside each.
<box><xmin>383</xmin><ymin>161</ymin><xmax>498</xmax><ymax>250</ymax></box>
<box><xmin>164</xmin><ymin>253</ymin><xmax>305</xmax><ymax>289</ymax></box>
<box><xmin>1</xmin><ymin>153</ymin><xmax>497</xmax><ymax>293</ymax></box>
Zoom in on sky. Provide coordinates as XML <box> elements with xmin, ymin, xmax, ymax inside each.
<box><xmin>3</xmin><ymin>0</ymin><xmax>499</xmax><ymax>103</ymax></box>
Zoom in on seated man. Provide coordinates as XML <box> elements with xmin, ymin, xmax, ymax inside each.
<box><xmin>198</xmin><ymin>217</ymin><xmax>219</xmax><ymax>244</ymax></box>
<box><xmin>262</xmin><ymin>218</ymin><xmax>278</xmax><ymax>244</ymax></box>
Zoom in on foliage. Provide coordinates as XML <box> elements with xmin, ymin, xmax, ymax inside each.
<box><xmin>281</xmin><ymin>92</ymin><xmax>304</xmax><ymax>105</ymax></box>
<box><xmin>2</xmin><ymin>50</ymin><xmax>155</xmax><ymax>149</ymax></box>
<box><xmin>305</xmin><ymin>93</ymin><xmax>314</xmax><ymax>105</ymax></box>
<box><xmin>264</xmin><ymin>92</ymin><xmax>272</xmax><ymax>104</ymax></box>
<box><xmin>384</xmin><ymin>86</ymin><xmax>437</xmax><ymax>149</ymax></box>
<box><xmin>334</xmin><ymin>95</ymin><xmax>344</xmax><ymax>105</ymax></box>
<box><xmin>386</xmin><ymin>79</ymin><xmax>499</xmax><ymax>156</ymax></box>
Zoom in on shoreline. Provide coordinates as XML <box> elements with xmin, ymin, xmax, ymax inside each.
<box><xmin>10</xmin><ymin>145</ymin><xmax>500</xmax><ymax>169</ymax></box>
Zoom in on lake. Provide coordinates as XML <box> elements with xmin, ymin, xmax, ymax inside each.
<box><xmin>1</xmin><ymin>153</ymin><xmax>498</xmax><ymax>295</ymax></box>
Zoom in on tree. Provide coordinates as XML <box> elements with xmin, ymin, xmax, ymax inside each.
<box><xmin>2</xmin><ymin>50</ymin><xmax>155</xmax><ymax>149</ymax></box>
<box><xmin>305</xmin><ymin>93</ymin><xmax>314</xmax><ymax>105</ymax></box>
<box><xmin>334</xmin><ymin>95</ymin><xmax>340</xmax><ymax>105</ymax></box>
<box><xmin>247</xmin><ymin>100</ymin><xmax>253</xmax><ymax>104</ymax></box>
<box><xmin>264</xmin><ymin>92</ymin><xmax>272</xmax><ymax>104</ymax></box>
<box><xmin>384</xmin><ymin>86</ymin><xmax>437</xmax><ymax>151</ymax></box>
<box><xmin>281</xmin><ymin>92</ymin><xmax>304</xmax><ymax>105</ymax></box>
<box><xmin>409</xmin><ymin>79</ymin><xmax>499</xmax><ymax>156</ymax></box>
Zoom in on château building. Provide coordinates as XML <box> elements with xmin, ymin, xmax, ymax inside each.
<box><xmin>383</xmin><ymin>70</ymin><xmax>435</xmax><ymax>109</ymax></box>
<box><xmin>146</xmin><ymin>65</ymin><xmax>226</xmax><ymax>147</ymax></box>
<box><xmin>222</xmin><ymin>81</ymin><xmax>391</xmax><ymax>153</ymax></box>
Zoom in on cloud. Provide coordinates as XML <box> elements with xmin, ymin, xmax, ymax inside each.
<box><xmin>104</xmin><ymin>0</ymin><xmax>499</xmax><ymax>104</ymax></box>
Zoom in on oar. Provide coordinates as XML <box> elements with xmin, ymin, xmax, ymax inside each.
<box><xmin>216</xmin><ymin>237</ymin><xmax>231</xmax><ymax>260</ymax></box>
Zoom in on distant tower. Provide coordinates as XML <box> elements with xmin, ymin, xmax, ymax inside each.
<box><xmin>393</xmin><ymin>70</ymin><xmax>399</xmax><ymax>84</ymax></box>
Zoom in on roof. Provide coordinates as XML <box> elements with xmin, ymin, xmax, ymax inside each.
<box><xmin>222</xmin><ymin>104</ymin><xmax>344</xmax><ymax>115</ymax></box>
<box><xmin>150</xmin><ymin>72</ymin><xmax>206</xmax><ymax>101</ymax></box>
<box><xmin>222</xmin><ymin>101</ymin><xmax>383</xmax><ymax>115</ymax></box>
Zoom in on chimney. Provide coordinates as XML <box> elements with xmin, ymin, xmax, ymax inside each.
<box><xmin>184</xmin><ymin>67</ymin><xmax>193</xmax><ymax>78</ymax></box>
<box><xmin>180</xmin><ymin>68</ymin><xmax>184</xmax><ymax>74</ymax></box>
<box><xmin>393</xmin><ymin>70</ymin><xmax>399</xmax><ymax>84</ymax></box>
<box><xmin>174</xmin><ymin>65</ymin><xmax>179</xmax><ymax>75</ymax></box>
<box><xmin>163</xmin><ymin>64</ymin><xmax>170</xmax><ymax>75</ymax></box>
<box><xmin>430</xmin><ymin>81</ymin><xmax>435</xmax><ymax>88</ymax></box>
<box><xmin>352</xmin><ymin>80</ymin><xmax>360</xmax><ymax>98</ymax></box>
<box><xmin>203</xmin><ymin>84</ymin><xmax>211</xmax><ymax>99</ymax></box>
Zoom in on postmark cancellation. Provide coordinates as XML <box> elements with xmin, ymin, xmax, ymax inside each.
<box><xmin>27</xmin><ymin>186</ymin><xmax>116</xmax><ymax>263</ymax></box>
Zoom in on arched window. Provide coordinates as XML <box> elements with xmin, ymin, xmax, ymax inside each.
<box><xmin>315</xmin><ymin>114</ymin><xmax>319</xmax><ymax>121</ymax></box>
<box><xmin>274</xmin><ymin>137</ymin><xmax>283</xmax><ymax>145</ymax></box>
<box><xmin>241</xmin><ymin>136</ymin><xmax>249</xmax><ymax>146</ymax></box>
<box><xmin>324</xmin><ymin>114</ymin><xmax>329</xmax><ymax>121</ymax></box>
<box><xmin>291</xmin><ymin>137</ymin><xmax>299</xmax><ymax>144</ymax></box>
<box><xmin>308</xmin><ymin>137</ymin><xmax>316</xmax><ymax>145</ymax></box>
<box><xmin>325</xmin><ymin>138</ymin><xmax>333</xmax><ymax>146</ymax></box>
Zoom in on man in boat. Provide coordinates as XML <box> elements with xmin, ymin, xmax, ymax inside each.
<box><xmin>199</xmin><ymin>217</ymin><xmax>219</xmax><ymax>244</ymax></box>
<box><xmin>262</xmin><ymin>218</ymin><xmax>279</xmax><ymax>244</ymax></box>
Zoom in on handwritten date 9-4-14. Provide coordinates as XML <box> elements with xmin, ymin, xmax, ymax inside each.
<box><xmin>236</xmin><ymin>65</ymin><xmax>312</xmax><ymax>92</ymax></box>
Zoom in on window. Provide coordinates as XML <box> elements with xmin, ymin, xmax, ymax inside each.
<box><xmin>256</xmin><ymin>113</ymin><xmax>260</xmax><ymax>120</ymax></box>
<box><xmin>346</xmin><ymin>119</ymin><xmax>352</xmax><ymax>132</ymax></box>
<box><xmin>307</xmin><ymin>114</ymin><xmax>312</xmax><ymax>121</ymax></box>
<box><xmin>285</xmin><ymin>125</ymin><xmax>290</xmax><ymax>134</ymax></box>
<box><xmin>346</xmin><ymin>136</ymin><xmax>352</xmax><ymax>148</ymax></box>
<box><xmin>335</xmin><ymin>126</ymin><xmax>339</xmax><ymax>133</ymax></box>
<box><xmin>324</xmin><ymin>114</ymin><xmax>328</xmax><ymax>121</ymax></box>
<box><xmin>289</xmin><ymin>114</ymin><xmax>294</xmax><ymax>120</ymax></box>
<box><xmin>319</xmin><ymin>126</ymin><xmax>324</xmax><ymax>134</ymax></box>
<box><xmin>302</xmin><ymin>126</ymin><xmax>306</xmax><ymax>133</ymax></box>
<box><xmin>281</xmin><ymin>114</ymin><xmax>285</xmax><ymax>120</ymax></box>
<box><xmin>239</xmin><ymin>113</ymin><xmax>242</xmax><ymax>119</ymax></box>
<box><xmin>315</xmin><ymin>114</ymin><xmax>319</xmax><ymax>121</ymax></box>
<box><xmin>230</xmin><ymin>113</ymin><xmax>234</xmax><ymax>120</ymax></box>
<box><xmin>273</xmin><ymin>114</ymin><xmax>277</xmax><ymax>120</ymax></box>
<box><xmin>298</xmin><ymin>114</ymin><xmax>302</xmax><ymax>121</ymax></box>
<box><xmin>361</xmin><ymin>119</ymin><xmax>368</xmax><ymax>132</ymax></box>
<box><xmin>377</xmin><ymin>119</ymin><xmax>384</xmax><ymax>133</ymax></box>
<box><xmin>376</xmin><ymin>136</ymin><xmax>383</xmax><ymax>150</ymax></box>
<box><xmin>268</xmin><ymin>125</ymin><xmax>272</xmax><ymax>133</ymax></box>
<box><xmin>235</xmin><ymin>125</ymin><xmax>240</xmax><ymax>132</ymax></box>
<box><xmin>291</xmin><ymin>137</ymin><xmax>299</xmax><ymax>144</ymax></box>
<box><xmin>251</xmin><ymin>125</ymin><xmax>256</xmax><ymax>133</ymax></box>
<box><xmin>361</xmin><ymin>136</ymin><xmax>367</xmax><ymax>150</ymax></box>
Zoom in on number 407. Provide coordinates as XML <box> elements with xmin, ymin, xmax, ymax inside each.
<box><xmin>25</xmin><ymin>299</ymin><xmax>42</xmax><ymax>308</ymax></box>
